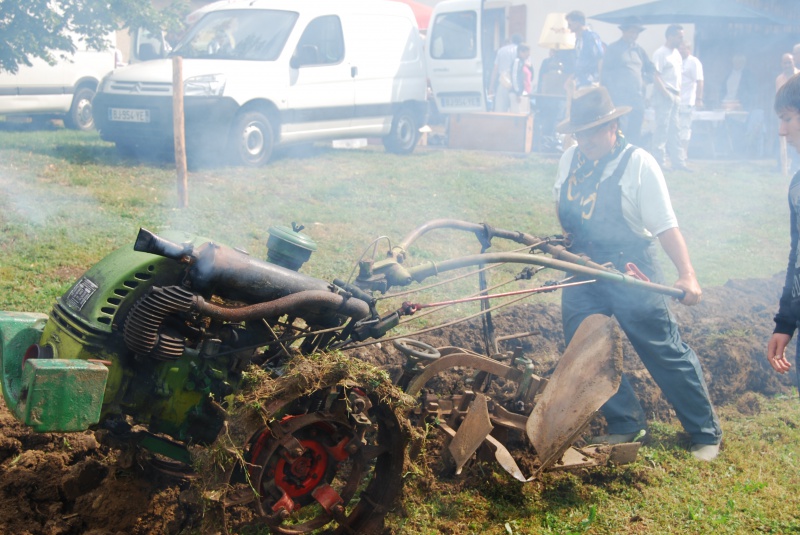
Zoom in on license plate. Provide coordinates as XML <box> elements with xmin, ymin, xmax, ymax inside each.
<box><xmin>441</xmin><ymin>95</ymin><xmax>481</xmax><ymax>109</ymax></box>
<box><xmin>109</xmin><ymin>108</ymin><xmax>150</xmax><ymax>123</ymax></box>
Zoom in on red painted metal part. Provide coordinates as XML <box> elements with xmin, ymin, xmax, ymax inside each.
<box><xmin>274</xmin><ymin>439</ymin><xmax>329</xmax><ymax>498</ymax></box>
<box><xmin>311</xmin><ymin>483</ymin><xmax>344</xmax><ymax>514</ymax></box>
<box><xmin>271</xmin><ymin>490</ymin><xmax>296</xmax><ymax>513</ymax></box>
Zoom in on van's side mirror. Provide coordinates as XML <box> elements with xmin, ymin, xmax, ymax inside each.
<box><xmin>291</xmin><ymin>45</ymin><xmax>320</xmax><ymax>69</ymax></box>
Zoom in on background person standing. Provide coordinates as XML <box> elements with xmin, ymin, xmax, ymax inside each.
<box><xmin>490</xmin><ymin>34</ymin><xmax>523</xmax><ymax>113</ymax></box>
<box><xmin>510</xmin><ymin>43</ymin><xmax>532</xmax><ymax>114</ymax></box>
<box><xmin>565</xmin><ymin>10</ymin><xmax>604</xmax><ymax>89</ymax></box>
<box><xmin>652</xmin><ymin>24</ymin><xmax>688</xmax><ymax>171</ymax></box>
<box><xmin>601</xmin><ymin>16</ymin><xmax>653</xmax><ymax>146</ymax></box>
<box><xmin>678</xmin><ymin>42</ymin><xmax>704</xmax><ymax>165</ymax></box>
<box><xmin>719</xmin><ymin>53</ymin><xmax>764</xmax><ymax>158</ymax></box>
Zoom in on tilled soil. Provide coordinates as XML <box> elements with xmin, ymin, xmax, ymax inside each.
<box><xmin>0</xmin><ymin>274</ymin><xmax>793</xmax><ymax>534</ymax></box>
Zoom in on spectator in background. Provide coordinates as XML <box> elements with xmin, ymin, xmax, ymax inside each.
<box><xmin>565</xmin><ymin>11</ymin><xmax>604</xmax><ymax>89</ymax></box>
<box><xmin>601</xmin><ymin>16</ymin><xmax>653</xmax><ymax>146</ymax></box>
<box><xmin>536</xmin><ymin>49</ymin><xmax>573</xmax><ymax>151</ymax></box>
<box><xmin>510</xmin><ymin>43</ymin><xmax>532</xmax><ymax>114</ymax></box>
<box><xmin>678</xmin><ymin>42</ymin><xmax>704</xmax><ymax>165</ymax></box>
<box><xmin>777</xmin><ymin>53</ymin><xmax>798</xmax><ymax>92</ymax></box>
<box><xmin>720</xmin><ymin>53</ymin><xmax>764</xmax><ymax>157</ymax></box>
<box><xmin>720</xmin><ymin>53</ymin><xmax>757</xmax><ymax>111</ymax></box>
<box><xmin>490</xmin><ymin>34</ymin><xmax>523</xmax><ymax>113</ymax></box>
<box><xmin>652</xmin><ymin>24</ymin><xmax>688</xmax><ymax>171</ymax></box>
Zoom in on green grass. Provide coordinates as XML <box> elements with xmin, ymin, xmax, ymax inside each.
<box><xmin>394</xmin><ymin>397</ymin><xmax>800</xmax><ymax>535</ymax></box>
<box><xmin>0</xmin><ymin>129</ymin><xmax>789</xmax><ymax>313</ymax></box>
<box><xmin>1</xmin><ymin>128</ymin><xmax>798</xmax><ymax>534</ymax></box>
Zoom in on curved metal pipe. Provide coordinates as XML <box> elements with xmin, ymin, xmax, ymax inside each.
<box><xmin>405</xmin><ymin>252</ymin><xmax>685</xmax><ymax>299</ymax></box>
<box><xmin>193</xmin><ymin>290</ymin><xmax>370</xmax><ymax>322</ymax></box>
<box><xmin>397</xmin><ymin>219</ymin><xmax>489</xmax><ymax>251</ymax></box>
<box><xmin>395</xmin><ymin>219</ymin><xmax>611</xmax><ymax>272</ymax></box>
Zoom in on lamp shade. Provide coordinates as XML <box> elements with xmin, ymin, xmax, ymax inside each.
<box><xmin>538</xmin><ymin>12</ymin><xmax>575</xmax><ymax>50</ymax></box>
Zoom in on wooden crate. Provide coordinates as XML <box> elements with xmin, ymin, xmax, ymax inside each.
<box><xmin>448</xmin><ymin>112</ymin><xmax>533</xmax><ymax>153</ymax></box>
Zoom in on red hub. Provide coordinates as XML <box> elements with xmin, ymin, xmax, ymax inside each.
<box><xmin>275</xmin><ymin>439</ymin><xmax>329</xmax><ymax>498</ymax></box>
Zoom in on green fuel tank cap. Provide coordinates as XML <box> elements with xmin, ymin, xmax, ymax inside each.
<box><xmin>267</xmin><ymin>223</ymin><xmax>318</xmax><ymax>271</ymax></box>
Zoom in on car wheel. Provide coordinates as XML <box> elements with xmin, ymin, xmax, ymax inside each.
<box><xmin>229</xmin><ymin>110</ymin><xmax>274</xmax><ymax>166</ymax></box>
<box><xmin>64</xmin><ymin>87</ymin><xmax>95</xmax><ymax>131</ymax></box>
<box><xmin>383</xmin><ymin>108</ymin><xmax>419</xmax><ymax>155</ymax></box>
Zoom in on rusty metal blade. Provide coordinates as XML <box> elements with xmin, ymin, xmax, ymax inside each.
<box><xmin>484</xmin><ymin>434</ymin><xmax>528</xmax><ymax>481</ymax></box>
<box><xmin>526</xmin><ymin>314</ymin><xmax>622</xmax><ymax>472</ymax></box>
<box><xmin>447</xmin><ymin>393</ymin><xmax>493</xmax><ymax>474</ymax></box>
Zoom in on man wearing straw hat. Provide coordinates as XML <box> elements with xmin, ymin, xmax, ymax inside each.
<box><xmin>552</xmin><ymin>86</ymin><xmax>722</xmax><ymax>461</ymax></box>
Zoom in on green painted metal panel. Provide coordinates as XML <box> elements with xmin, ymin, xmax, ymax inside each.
<box><xmin>0</xmin><ymin>311</ymin><xmax>48</xmax><ymax>414</ymax></box>
<box><xmin>20</xmin><ymin>359</ymin><xmax>108</xmax><ymax>432</ymax></box>
<box><xmin>55</xmin><ymin>230</ymin><xmax>201</xmax><ymax>334</ymax></box>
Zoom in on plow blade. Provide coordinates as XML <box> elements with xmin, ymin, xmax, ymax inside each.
<box><xmin>443</xmin><ymin>392</ymin><xmax>532</xmax><ymax>481</ymax></box>
<box><xmin>526</xmin><ymin>314</ymin><xmax>622</xmax><ymax>473</ymax></box>
<box><xmin>447</xmin><ymin>393</ymin><xmax>494</xmax><ymax>475</ymax></box>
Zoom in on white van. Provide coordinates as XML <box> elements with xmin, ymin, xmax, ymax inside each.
<box><xmin>92</xmin><ymin>0</ymin><xmax>428</xmax><ymax>166</ymax></box>
<box><xmin>0</xmin><ymin>34</ymin><xmax>117</xmax><ymax>131</ymax></box>
<box><xmin>426</xmin><ymin>0</ymin><xmax>489</xmax><ymax>115</ymax></box>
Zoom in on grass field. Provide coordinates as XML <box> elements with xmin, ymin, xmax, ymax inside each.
<box><xmin>1</xmin><ymin>127</ymin><xmax>799</xmax><ymax>534</ymax></box>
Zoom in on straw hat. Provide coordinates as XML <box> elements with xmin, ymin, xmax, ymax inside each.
<box><xmin>556</xmin><ymin>86</ymin><xmax>631</xmax><ymax>134</ymax></box>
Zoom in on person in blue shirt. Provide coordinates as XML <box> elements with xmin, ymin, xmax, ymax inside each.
<box><xmin>565</xmin><ymin>11</ymin><xmax>604</xmax><ymax>88</ymax></box>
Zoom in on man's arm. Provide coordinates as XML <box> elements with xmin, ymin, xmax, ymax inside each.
<box><xmin>695</xmin><ymin>59</ymin><xmax>705</xmax><ymax>108</ymax></box>
<box><xmin>695</xmin><ymin>79</ymin><xmax>704</xmax><ymax>108</ymax></box>
<box><xmin>657</xmin><ymin>227</ymin><xmax>702</xmax><ymax>305</ymax></box>
<box><xmin>768</xmin><ymin>193</ymin><xmax>799</xmax><ymax>373</ymax></box>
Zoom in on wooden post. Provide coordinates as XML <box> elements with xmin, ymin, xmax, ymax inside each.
<box><xmin>172</xmin><ymin>56</ymin><xmax>188</xmax><ymax>208</ymax></box>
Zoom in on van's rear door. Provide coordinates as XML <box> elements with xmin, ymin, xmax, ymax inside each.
<box><xmin>426</xmin><ymin>0</ymin><xmax>485</xmax><ymax>114</ymax></box>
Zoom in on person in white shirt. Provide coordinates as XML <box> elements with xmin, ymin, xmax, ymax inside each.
<box><xmin>678</xmin><ymin>42</ymin><xmax>704</xmax><ymax>165</ymax></box>
<box><xmin>793</xmin><ymin>43</ymin><xmax>800</xmax><ymax>72</ymax></box>
<box><xmin>490</xmin><ymin>34</ymin><xmax>522</xmax><ymax>113</ymax></box>
<box><xmin>510</xmin><ymin>43</ymin><xmax>532</xmax><ymax>114</ymax></box>
<box><xmin>652</xmin><ymin>24</ymin><xmax>688</xmax><ymax>171</ymax></box>
<box><xmin>552</xmin><ymin>85</ymin><xmax>722</xmax><ymax>461</ymax></box>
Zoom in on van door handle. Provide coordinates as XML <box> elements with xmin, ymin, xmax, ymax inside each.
<box><xmin>351</xmin><ymin>66</ymin><xmax>358</xmax><ymax>78</ymax></box>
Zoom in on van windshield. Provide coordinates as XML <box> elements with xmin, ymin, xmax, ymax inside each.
<box><xmin>172</xmin><ymin>10</ymin><xmax>299</xmax><ymax>61</ymax></box>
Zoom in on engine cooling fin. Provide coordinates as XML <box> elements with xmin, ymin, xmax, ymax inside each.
<box><xmin>123</xmin><ymin>285</ymin><xmax>195</xmax><ymax>360</ymax></box>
